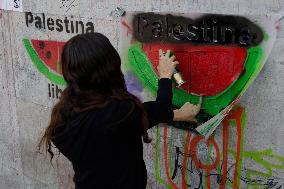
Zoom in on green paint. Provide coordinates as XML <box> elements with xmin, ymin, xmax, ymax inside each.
<box><xmin>155</xmin><ymin>126</ymin><xmax>173</xmax><ymax>188</ymax></box>
<box><xmin>128</xmin><ymin>43</ymin><xmax>264</xmax><ymax>116</ymax></box>
<box><xmin>23</xmin><ymin>38</ymin><xmax>66</xmax><ymax>86</ymax></box>
<box><xmin>182</xmin><ymin>131</ymin><xmax>190</xmax><ymax>186</ymax></box>
<box><xmin>238</xmin><ymin>107</ymin><xmax>246</xmax><ymax>188</ymax></box>
<box><xmin>169</xmin><ymin>128</ymin><xmax>175</xmax><ymax>177</ymax></box>
<box><xmin>228</xmin><ymin>148</ymin><xmax>284</xmax><ymax>188</ymax></box>
<box><xmin>220</xmin><ymin>106</ymin><xmax>284</xmax><ymax>188</ymax></box>
<box><xmin>263</xmin><ymin>32</ymin><xmax>269</xmax><ymax>41</ymax></box>
<box><xmin>245</xmin><ymin>149</ymin><xmax>284</xmax><ymax>176</ymax></box>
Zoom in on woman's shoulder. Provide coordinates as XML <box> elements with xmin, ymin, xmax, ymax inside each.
<box><xmin>101</xmin><ymin>99</ymin><xmax>143</xmax><ymax>125</ymax></box>
<box><xmin>89</xmin><ymin>99</ymin><xmax>139</xmax><ymax>120</ymax></box>
<box><xmin>59</xmin><ymin>99</ymin><xmax>141</xmax><ymax>129</ymax></box>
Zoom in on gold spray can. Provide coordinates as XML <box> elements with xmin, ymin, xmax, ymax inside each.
<box><xmin>170</xmin><ymin>51</ymin><xmax>186</xmax><ymax>87</ymax></box>
<box><xmin>173</xmin><ymin>70</ymin><xmax>185</xmax><ymax>87</ymax></box>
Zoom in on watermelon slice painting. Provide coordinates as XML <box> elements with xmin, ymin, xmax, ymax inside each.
<box><xmin>129</xmin><ymin>43</ymin><xmax>263</xmax><ymax>116</ymax></box>
<box><xmin>23</xmin><ymin>39</ymin><xmax>66</xmax><ymax>86</ymax></box>
<box><xmin>122</xmin><ymin>12</ymin><xmax>278</xmax><ymax>137</ymax></box>
<box><xmin>142</xmin><ymin>43</ymin><xmax>247</xmax><ymax>97</ymax></box>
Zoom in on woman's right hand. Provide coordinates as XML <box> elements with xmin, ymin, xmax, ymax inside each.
<box><xmin>157</xmin><ymin>49</ymin><xmax>179</xmax><ymax>79</ymax></box>
<box><xmin>173</xmin><ymin>97</ymin><xmax>202</xmax><ymax>122</ymax></box>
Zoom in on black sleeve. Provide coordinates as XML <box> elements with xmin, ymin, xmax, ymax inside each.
<box><xmin>143</xmin><ymin>78</ymin><xmax>174</xmax><ymax>129</ymax></box>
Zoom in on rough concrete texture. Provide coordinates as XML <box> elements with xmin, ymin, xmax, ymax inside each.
<box><xmin>0</xmin><ymin>0</ymin><xmax>284</xmax><ymax>189</ymax></box>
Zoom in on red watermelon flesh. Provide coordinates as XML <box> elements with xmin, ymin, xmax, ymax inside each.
<box><xmin>142</xmin><ymin>43</ymin><xmax>247</xmax><ymax>96</ymax></box>
<box><xmin>31</xmin><ymin>40</ymin><xmax>66</xmax><ymax>75</ymax></box>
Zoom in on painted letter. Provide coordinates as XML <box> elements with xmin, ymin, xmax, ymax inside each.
<box><xmin>47</xmin><ymin>18</ymin><xmax>54</xmax><ymax>31</ymax></box>
<box><xmin>34</xmin><ymin>15</ymin><xmax>42</xmax><ymax>29</ymax></box>
<box><xmin>86</xmin><ymin>22</ymin><xmax>94</xmax><ymax>33</ymax></box>
<box><xmin>186</xmin><ymin>25</ymin><xmax>199</xmax><ymax>41</ymax></box>
<box><xmin>56</xmin><ymin>19</ymin><xmax>63</xmax><ymax>32</ymax></box>
<box><xmin>64</xmin><ymin>17</ymin><xmax>70</xmax><ymax>33</ymax></box>
<box><xmin>25</xmin><ymin>12</ymin><xmax>33</xmax><ymax>27</ymax></box>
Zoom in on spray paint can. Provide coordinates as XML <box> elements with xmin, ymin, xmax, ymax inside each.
<box><xmin>170</xmin><ymin>51</ymin><xmax>185</xmax><ymax>87</ymax></box>
<box><xmin>173</xmin><ymin>69</ymin><xmax>185</xmax><ymax>86</ymax></box>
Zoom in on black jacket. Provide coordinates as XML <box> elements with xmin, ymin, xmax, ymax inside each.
<box><xmin>52</xmin><ymin>78</ymin><xmax>173</xmax><ymax>189</ymax></box>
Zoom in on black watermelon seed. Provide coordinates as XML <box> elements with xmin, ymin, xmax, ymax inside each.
<box><xmin>39</xmin><ymin>41</ymin><xmax>45</xmax><ymax>49</ymax></box>
<box><xmin>46</xmin><ymin>51</ymin><xmax>52</xmax><ymax>59</ymax></box>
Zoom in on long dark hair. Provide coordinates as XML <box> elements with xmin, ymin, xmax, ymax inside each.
<box><xmin>39</xmin><ymin>32</ymin><xmax>150</xmax><ymax>159</ymax></box>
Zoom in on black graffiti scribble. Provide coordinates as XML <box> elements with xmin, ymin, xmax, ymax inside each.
<box><xmin>14</xmin><ymin>0</ymin><xmax>20</xmax><ymax>8</ymax></box>
<box><xmin>262</xmin><ymin>179</ymin><xmax>282</xmax><ymax>189</ymax></box>
<box><xmin>60</xmin><ymin>0</ymin><xmax>78</xmax><ymax>12</ymax></box>
<box><xmin>239</xmin><ymin>176</ymin><xmax>283</xmax><ymax>189</ymax></box>
<box><xmin>172</xmin><ymin>146</ymin><xmax>203</xmax><ymax>188</ymax></box>
<box><xmin>171</xmin><ymin>146</ymin><xmax>284</xmax><ymax>189</ymax></box>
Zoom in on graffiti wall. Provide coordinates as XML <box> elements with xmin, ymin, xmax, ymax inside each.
<box><xmin>119</xmin><ymin>12</ymin><xmax>284</xmax><ymax>188</ymax></box>
<box><xmin>0</xmin><ymin>0</ymin><xmax>284</xmax><ymax>189</ymax></box>
<box><xmin>121</xmin><ymin>12</ymin><xmax>277</xmax><ymax>137</ymax></box>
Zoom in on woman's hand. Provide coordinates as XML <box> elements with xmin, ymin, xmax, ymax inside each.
<box><xmin>157</xmin><ymin>49</ymin><xmax>179</xmax><ymax>79</ymax></box>
<box><xmin>173</xmin><ymin>97</ymin><xmax>202</xmax><ymax>122</ymax></box>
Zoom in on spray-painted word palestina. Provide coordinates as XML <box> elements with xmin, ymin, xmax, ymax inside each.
<box><xmin>133</xmin><ymin>13</ymin><xmax>264</xmax><ymax>47</ymax></box>
<box><xmin>25</xmin><ymin>12</ymin><xmax>95</xmax><ymax>34</ymax></box>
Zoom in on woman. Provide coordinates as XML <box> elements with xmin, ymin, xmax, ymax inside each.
<box><xmin>39</xmin><ymin>32</ymin><xmax>201</xmax><ymax>189</ymax></box>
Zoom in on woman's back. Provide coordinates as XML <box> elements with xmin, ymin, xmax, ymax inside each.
<box><xmin>52</xmin><ymin>100</ymin><xmax>147</xmax><ymax>189</ymax></box>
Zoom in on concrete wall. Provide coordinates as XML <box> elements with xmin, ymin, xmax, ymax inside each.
<box><xmin>0</xmin><ymin>0</ymin><xmax>284</xmax><ymax>188</ymax></box>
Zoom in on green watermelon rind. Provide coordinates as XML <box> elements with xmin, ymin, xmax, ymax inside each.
<box><xmin>23</xmin><ymin>38</ymin><xmax>66</xmax><ymax>86</ymax></box>
<box><xmin>128</xmin><ymin>42</ymin><xmax>264</xmax><ymax>116</ymax></box>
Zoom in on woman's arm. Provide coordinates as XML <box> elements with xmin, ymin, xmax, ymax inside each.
<box><xmin>142</xmin><ymin>50</ymin><xmax>176</xmax><ymax>129</ymax></box>
<box><xmin>142</xmin><ymin>49</ymin><xmax>202</xmax><ymax>129</ymax></box>
<box><xmin>143</xmin><ymin>49</ymin><xmax>175</xmax><ymax>128</ymax></box>
<box><xmin>143</xmin><ymin>78</ymin><xmax>173</xmax><ymax>129</ymax></box>
<box><xmin>143</xmin><ymin>79</ymin><xmax>202</xmax><ymax>129</ymax></box>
